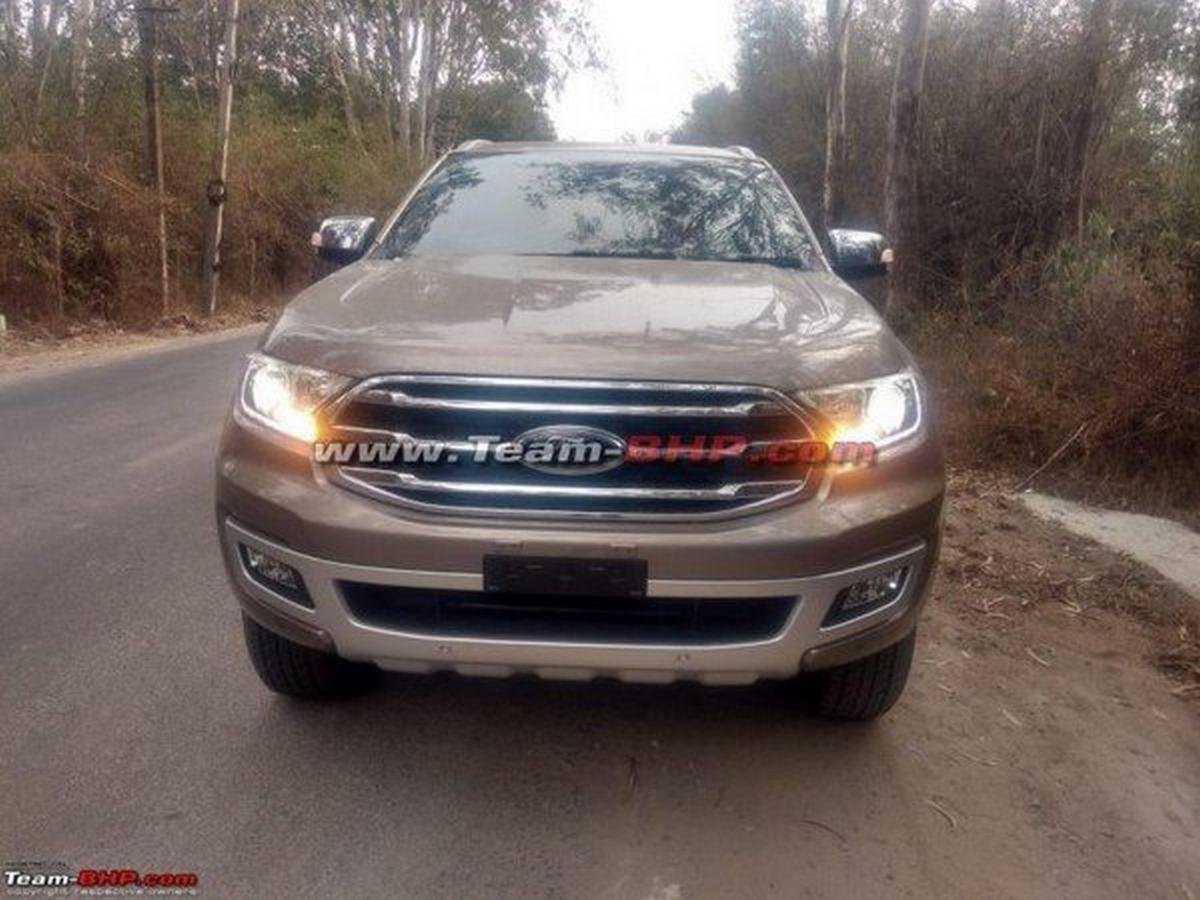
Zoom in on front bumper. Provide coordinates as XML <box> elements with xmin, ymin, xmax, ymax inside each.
<box><xmin>220</xmin><ymin>518</ymin><xmax>936</xmax><ymax>686</ymax></box>
<box><xmin>217</xmin><ymin>420</ymin><xmax>942</xmax><ymax>685</ymax></box>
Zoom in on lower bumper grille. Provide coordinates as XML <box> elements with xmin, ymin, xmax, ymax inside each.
<box><xmin>339</xmin><ymin>582</ymin><xmax>796</xmax><ymax>646</ymax></box>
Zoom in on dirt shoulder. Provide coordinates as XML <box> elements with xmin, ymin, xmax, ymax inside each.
<box><xmin>0</xmin><ymin>314</ymin><xmax>268</xmax><ymax>378</ymax></box>
<box><xmin>938</xmin><ymin>469</ymin><xmax>1199</xmax><ymax>700</ymax></box>
<box><xmin>877</xmin><ymin>470</ymin><xmax>1200</xmax><ymax>896</ymax></box>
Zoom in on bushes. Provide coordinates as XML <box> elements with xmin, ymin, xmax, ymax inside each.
<box><xmin>672</xmin><ymin>0</ymin><xmax>1200</xmax><ymax>509</ymax></box>
<box><xmin>0</xmin><ymin>86</ymin><xmax>419</xmax><ymax>331</ymax></box>
<box><xmin>908</xmin><ymin>228</ymin><xmax>1200</xmax><ymax>511</ymax></box>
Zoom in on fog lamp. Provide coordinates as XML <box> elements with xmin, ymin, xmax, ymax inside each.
<box><xmin>240</xmin><ymin>544</ymin><xmax>311</xmax><ymax>606</ymax></box>
<box><xmin>823</xmin><ymin>566</ymin><xmax>909</xmax><ymax>626</ymax></box>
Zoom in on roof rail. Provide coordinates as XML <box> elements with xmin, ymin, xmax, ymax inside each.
<box><xmin>454</xmin><ymin>139</ymin><xmax>493</xmax><ymax>152</ymax></box>
<box><xmin>725</xmin><ymin>145</ymin><xmax>757</xmax><ymax>159</ymax></box>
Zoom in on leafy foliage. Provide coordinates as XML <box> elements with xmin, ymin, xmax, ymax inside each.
<box><xmin>675</xmin><ymin>0</ymin><xmax>1200</xmax><ymax>508</ymax></box>
<box><xmin>0</xmin><ymin>0</ymin><xmax>583</xmax><ymax>326</ymax></box>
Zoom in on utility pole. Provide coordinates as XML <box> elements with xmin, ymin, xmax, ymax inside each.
<box><xmin>137</xmin><ymin>4</ymin><xmax>174</xmax><ymax>315</ymax></box>
<box><xmin>200</xmin><ymin>0</ymin><xmax>239</xmax><ymax>317</ymax></box>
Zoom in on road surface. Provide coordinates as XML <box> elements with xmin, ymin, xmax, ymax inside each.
<box><xmin>2</xmin><ymin>330</ymin><xmax>1198</xmax><ymax>899</ymax></box>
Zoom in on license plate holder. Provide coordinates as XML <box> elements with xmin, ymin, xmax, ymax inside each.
<box><xmin>483</xmin><ymin>555</ymin><xmax>648</xmax><ymax>599</ymax></box>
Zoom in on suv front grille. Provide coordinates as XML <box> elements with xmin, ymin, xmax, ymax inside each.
<box><xmin>339</xmin><ymin>582</ymin><xmax>797</xmax><ymax>646</ymax></box>
<box><xmin>323</xmin><ymin>375</ymin><xmax>816</xmax><ymax>520</ymax></box>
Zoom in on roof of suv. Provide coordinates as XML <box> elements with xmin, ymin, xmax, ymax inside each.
<box><xmin>450</xmin><ymin>140</ymin><xmax>760</xmax><ymax>161</ymax></box>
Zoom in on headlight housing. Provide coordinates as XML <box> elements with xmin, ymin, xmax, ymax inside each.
<box><xmin>238</xmin><ymin>353</ymin><xmax>351</xmax><ymax>444</ymax></box>
<box><xmin>798</xmin><ymin>371</ymin><xmax>923</xmax><ymax>450</ymax></box>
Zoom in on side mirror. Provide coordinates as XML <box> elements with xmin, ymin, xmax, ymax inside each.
<box><xmin>828</xmin><ymin>228</ymin><xmax>891</xmax><ymax>280</ymax></box>
<box><xmin>312</xmin><ymin>216</ymin><xmax>378</xmax><ymax>266</ymax></box>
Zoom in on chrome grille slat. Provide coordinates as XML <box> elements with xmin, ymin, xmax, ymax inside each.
<box><xmin>342</xmin><ymin>467</ymin><xmax>801</xmax><ymax>501</ymax></box>
<box><xmin>358</xmin><ymin>388</ymin><xmax>785</xmax><ymax>418</ymax></box>
<box><xmin>329</xmin><ymin>424</ymin><xmax>479</xmax><ymax>453</ymax></box>
<box><xmin>324</xmin><ymin>374</ymin><xmax>816</xmax><ymax>521</ymax></box>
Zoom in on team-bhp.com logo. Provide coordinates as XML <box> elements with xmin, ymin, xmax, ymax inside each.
<box><xmin>312</xmin><ymin>429</ymin><xmax>877</xmax><ymax>469</ymax></box>
<box><xmin>4</xmin><ymin>863</ymin><xmax>198</xmax><ymax>894</ymax></box>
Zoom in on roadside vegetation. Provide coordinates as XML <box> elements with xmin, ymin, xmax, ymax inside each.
<box><xmin>674</xmin><ymin>0</ymin><xmax>1200</xmax><ymax>515</ymax></box>
<box><xmin>0</xmin><ymin>0</ymin><xmax>583</xmax><ymax>326</ymax></box>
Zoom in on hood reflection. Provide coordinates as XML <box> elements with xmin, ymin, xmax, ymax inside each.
<box><xmin>267</xmin><ymin>255</ymin><xmax>906</xmax><ymax>391</ymax></box>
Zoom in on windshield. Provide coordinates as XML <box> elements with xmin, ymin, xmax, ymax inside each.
<box><xmin>375</xmin><ymin>150</ymin><xmax>817</xmax><ymax>269</ymax></box>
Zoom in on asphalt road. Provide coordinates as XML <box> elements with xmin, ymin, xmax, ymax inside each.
<box><xmin>3</xmin><ymin>330</ymin><xmax>1198</xmax><ymax>899</ymax></box>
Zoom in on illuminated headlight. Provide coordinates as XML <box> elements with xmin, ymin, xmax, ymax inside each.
<box><xmin>239</xmin><ymin>353</ymin><xmax>351</xmax><ymax>444</ymax></box>
<box><xmin>798</xmin><ymin>371</ymin><xmax>923</xmax><ymax>449</ymax></box>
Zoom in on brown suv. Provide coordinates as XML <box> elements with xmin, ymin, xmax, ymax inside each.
<box><xmin>216</xmin><ymin>141</ymin><xmax>943</xmax><ymax>720</ymax></box>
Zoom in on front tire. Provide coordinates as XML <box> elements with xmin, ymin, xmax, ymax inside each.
<box><xmin>242</xmin><ymin>614</ymin><xmax>375</xmax><ymax>700</ymax></box>
<box><xmin>808</xmin><ymin>630</ymin><xmax>916</xmax><ymax>721</ymax></box>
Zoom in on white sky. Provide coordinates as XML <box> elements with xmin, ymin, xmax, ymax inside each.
<box><xmin>548</xmin><ymin>0</ymin><xmax>739</xmax><ymax>142</ymax></box>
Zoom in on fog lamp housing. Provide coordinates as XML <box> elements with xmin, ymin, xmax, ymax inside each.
<box><xmin>240</xmin><ymin>544</ymin><xmax>312</xmax><ymax>608</ymax></box>
<box><xmin>823</xmin><ymin>566</ymin><xmax>909</xmax><ymax>626</ymax></box>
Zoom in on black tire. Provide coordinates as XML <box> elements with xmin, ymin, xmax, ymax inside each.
<box><xmin>242</xmin><ymin>614</ymin><xmax>375</xmax><ymax>700</ymax></box>
<box><xmin>808</xmin><ymin>630</ymin><xmax>916</xmax><ymax>721</ymax></box>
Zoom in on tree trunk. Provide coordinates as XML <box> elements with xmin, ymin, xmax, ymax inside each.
<box><xmin>347</xmin><ymin>0</ymin><xmax>369</xmax><ymax>77</ymax></box>
<box><xmin>1062</xmin><ymin>0</ymin><xmax>1112</xmax><ymax>241</ymax></box>
<box><xmin>31</xmin><ymin>0</ymin><xmax>46</xmax><ymax>58</ymax></box>
<box><xmin>419</xmin><ymin>1</ymin><xmax>443</xmax><ymax>162</ymax></box>
<box><xmin>882</xmin><ymin>0</ymin><xmax>933</xmax><ymax>320</ymax></box>
<box><xmin>413</xmin><ymin>0</ymin><xmax>430</xmax><ymax>164</ymax></box>
<box><xmin>822</xmin><ymin>0</ymin><xmax>853</xmax><ymax>233</ymax></box>
<box><xmin>46</xmin><ymin>209</ymin><xmax>65</xmax><ymax>321</ymax></box>
<box><xmin>137</xmin><ymin>5</ymin><xmax>170</xmax><ymax>314</ymax></box>
<box><xmin>397</xmin><ymin>0</ymin><xmax>412</xmax><ymax>157</ymax></box>
<box><xmin>424</xmin><ymin>76</ymin><xmax>440</xmax><ymax>160</ymax></box>
<box><xmin>69</xmin><ymin>0</ymin><xmax>93</xmax><ymax>147</ymax></box>
<box><xmin>326</xmin><ymin>22</ymin><xmax>366</xmax><ymax>153</ymax></box>
<box><xmin>200</xmin><ymin>0</ymin><xmax>239</xmax><ymax>317</ymax></box>
<box><xmin>412</xmin><ymin>0</ymin><xmax>441</xmax><ymax>164</ymax></box>
<box><xmin>378</xmin><ymin>51</ymin><xmax>395</xmax><ymax>153</ymax></box>
<box><xmin>31</xmin><ymin>0</ymin><xmax>65</xmax><ymax>128</ymax></box>
<box><xmin>379</xmin><ymin>0</ymin><xmax>412</xmax><ymax>157</ymax></box>
<box><xmin>1</xmin><ymin>0</ymin><xmax>22</xmax><ymax>64</ymax></box>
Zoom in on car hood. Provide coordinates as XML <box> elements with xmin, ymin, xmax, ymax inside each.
<box><xmin>263</xmin><ymin>255</ymin><xmax>908</xmax><ymax>392</ymax></box>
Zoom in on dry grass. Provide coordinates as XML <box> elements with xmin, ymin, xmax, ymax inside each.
<box><xmin>0</xmin><ymin>103</ymin><xmax>416</xmax><ymax>332</ymax></box>
<box><xmin>908</xmin><ymin>244</ymin><xmax>1200</xmax><ymax>522</ymax></box>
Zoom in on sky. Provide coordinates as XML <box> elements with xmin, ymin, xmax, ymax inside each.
<box><xmin>547</xmin><ymin>0</ymin><xmax>739</xmax><ymax>142</ymax></box>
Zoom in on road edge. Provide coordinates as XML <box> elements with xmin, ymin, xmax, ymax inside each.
<box><xmin>0</xmin><ymin>324</ymin><xmax>266</xmax><ymax>385</ymax></box>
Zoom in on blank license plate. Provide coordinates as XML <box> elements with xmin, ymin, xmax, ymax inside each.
<box><xmin>483</xmin><ymin>555</ymin><xmax>648</xmax><ymax>599</ymax></box>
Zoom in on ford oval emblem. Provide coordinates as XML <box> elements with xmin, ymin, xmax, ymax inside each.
<box><xmin>515</xmin><ymin>425</ymin><xmax>627</xmax><ymax>476</ymax></box>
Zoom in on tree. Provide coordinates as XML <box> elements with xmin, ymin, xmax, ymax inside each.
<box><xmin>673</xmin><ymin>85</ymin><xmax>744</xmax><ymax>147</ymax></box>
<box><xmin>69</xmin><ymin>0</ymin><xmax>93</xmax><ymax>146</ymax></box>
<box><xmin>137</xmin><ymin>4</ymin><xmax>170</xmax><ymax>313</ymax></box>
<box><xmin>0</xmin><ymin>0</ymin><xmax>585</xmax><ymax>327</ymax></box>
<box><xmin>376</xmin><ymin>0</ymin><xmax>415</xmax><ymax>154</ymax></box>
<box><xmin>439</xmin><ymin>79</ymin><xmax>555</xmax><ymax>144</ymax></box>
<box><xmin>1061</xmin><ymin>0</ymin><xmax>1113</xmax><ymax>241</ymax></box>
<box><xmin>882</xmin><ymin>0</ymin><xmax>932</xmax><ymax>319</ymax></box>
<box><xmin>200</xmin><ymin>0</ymin><xmax>239</xmax><ymax>316</ymax></box>
<box><xmin>305</xmin><ymin>0</ymin><xmax>367</xmax><ymax>155</ymax></box>
<box><xmin>2</xmin><ymin>0</ymin><xmax>25</xmax><ymax>73</ymax></box>
<box><xmin>413</xmin><ymin>0</ymin><xmax>438</xmax><ymax>163</ymax></box>
<box><xmin>823</xmin><ymin>0</ymin><xmax>854</xmax><ymax>232</ymax></box>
